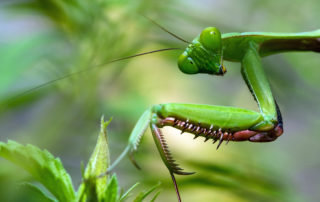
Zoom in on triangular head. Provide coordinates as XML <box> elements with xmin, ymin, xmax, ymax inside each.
<box><xmin>178</xmin><ymin>27</ymin><xmax>226</xmax><ymax>75</ymax></box>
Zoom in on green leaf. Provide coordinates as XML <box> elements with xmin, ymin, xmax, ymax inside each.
<box><xmin>77</xmin><ymin>116</ymin><xmax>112</xmax><ymax>201</ymax></box>
<box><xmin>0</xmin><ymin>140</ymin><xmax>75</xmax><ymax>202</ymax></box>
<box><xmin>78</xmin><ymin>177</ymin><xmax>99</xmax><ymax>202</ymax></box>
<box><xmin>103</xmin><ymin>174</ymin><xmax>120</xmax><ymax>202</ymax></box>
<box><xmin>120</xmin><ymin>182</ymin><xmax>139</xmax><ymax>201</ymax></box>
<box><xmin>20</xmin><ymin>183</ymin><xmax>56</xmax><ymax>202</ymax></box>
<box><xmin>150</xmin><ymin>191</ymin><xmax>161</xmax><ymax>202</ymax></box>
<box><xmin>86</xmin><ymin>116</ymin><xmax>111</xmax><ymax>191</ymax></box>
<box><xmin>133</xmin><ymin>182</ymin><xmax>161</xmax><ymax>202</ymax></box>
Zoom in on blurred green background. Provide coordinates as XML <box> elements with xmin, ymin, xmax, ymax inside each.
<box><xmin>0</xmin><ymin>0</ymin><xmax>320</xmax><ymax>201</ymax></box>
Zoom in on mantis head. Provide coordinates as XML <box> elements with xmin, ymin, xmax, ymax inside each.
<box><xmin>178</xmin><ymin>27</ymin><xmax>226</xmax><ymax>75</ymax></box>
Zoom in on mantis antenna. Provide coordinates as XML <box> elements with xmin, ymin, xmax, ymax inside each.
<box><xmin>9</xmin><ymin>47</ymin><xmax>181</xmax><ymax>100</ymax></box>
<box><xmin>142</xmin><ymin>15</ymin><xmax>191</xmax><ymax>44</ymax></box>
<box><xmin>9</xmin><ymin>16</ymin><xmax>189</xmax><ymax>100</ymax></box>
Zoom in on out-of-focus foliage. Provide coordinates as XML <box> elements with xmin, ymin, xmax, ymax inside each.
<box><xmin>0</xmin><ymin>0</ymin><xmax>319</xmax><ymax>201</ymax></box>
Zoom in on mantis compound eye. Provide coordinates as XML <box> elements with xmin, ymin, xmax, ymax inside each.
<box><xmin>199</xmin><ymin>27</ymin><xmax>222</xmax><ymax>51</ymax></box>
<box><xmin>178</xmin><ymin>52</ymin><xmax>199</xmax><ymax>74</ymax></box>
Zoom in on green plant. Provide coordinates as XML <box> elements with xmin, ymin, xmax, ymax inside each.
<box><xmin>0</xmin><ymin>117</ymin><xmax>160</xmax><ymax>202</ymax></box>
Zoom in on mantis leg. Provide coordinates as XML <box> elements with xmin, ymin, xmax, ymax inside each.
<box><xmin>109</xmin><ymin>103</ymin><xmax>282</xmax><ymax>201</ymax></box>
<box><xmin>109</xmin><ymin>42</ymin><xmax>283</xmax><ymax>202</ymax></box>
<box><xmin>108</xmin><ymin>104</ymin><xmax>265</xmax><ymax>202</ymax></box>
<box><xmin>240</xmin><ymin>42</ymin><xmax>283</xmax><ymax>140</ymax></box>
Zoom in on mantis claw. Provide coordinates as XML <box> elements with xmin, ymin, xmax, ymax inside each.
<box><xmin>212</xmin><ymin>136</ymin><xmax>218</xmax><ymax>144</ymax></box>
<box><xmin>216</xmin><ymin>132</ymin><xmax>224</xmax><ymax>150</ymax></box>
<box><xmin>226</xmin><ymin>133</ymin><xmax>232</xmax><ymax>145</ymax></box>
<box><xmin>151</xmin><ymin>123</ymin><xmax>195</xmax><ymax>175</ymax></box>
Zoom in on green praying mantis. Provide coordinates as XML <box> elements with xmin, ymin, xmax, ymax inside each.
<box><xmin>10</xmin><ymin>18</ymin><xmax>320</xmax><ymax>201</ymax></box>
<box><xmin>105</xmin><ymin>24</ymin><xmax>320</xmax><ymax>201</ymax></box>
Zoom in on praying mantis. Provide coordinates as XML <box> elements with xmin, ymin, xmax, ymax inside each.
<box><xmin>9</xmin><ymin>17</ymin><xmax>320</xmax><ymax>201</ymax></box>
<box><xmin>105</xmin><ymin>24</ymin><xmax>320</xmax><ymax>201</ymax></box>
